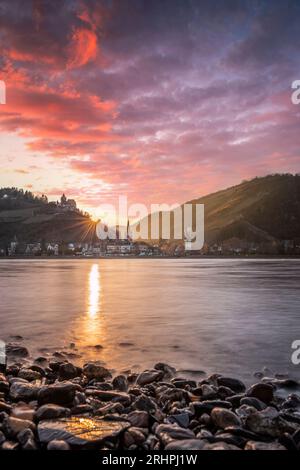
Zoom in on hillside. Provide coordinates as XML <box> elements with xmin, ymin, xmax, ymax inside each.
<box><xmin>0</xmin><ymin>188</ymin><xmax>96</xmax><ymax>249</ymax></box>
<box><xmin>139</xmin><ymin>174</ymin><xmax>300</xmax><ymax>254</ymax></box>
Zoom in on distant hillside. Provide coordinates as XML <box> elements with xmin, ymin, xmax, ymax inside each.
<box><xmin>191</xmin><ymin>174</ymin><xmax>300</xmax><ymax>243</ymax></box>
<box><xmin>0</xmin><ymin>188</ymin><xmax>96</xmax><ymax>248</ymax></box>
<box><xmin>139</xmin><ymin>174</ymin><xmax>300</xmax><ymax>254</ymax></box>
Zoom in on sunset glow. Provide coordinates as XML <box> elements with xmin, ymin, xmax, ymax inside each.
<box><xmin>1</xmin><ymin>1</ymin><xmax>300</xmax><ymax>217</ymax></box>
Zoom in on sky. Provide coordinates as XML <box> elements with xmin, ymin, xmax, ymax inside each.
<box><xmin>0</xmin><ymin>0</ymin><xmax>300</xmax><ymax>219</ymax></box>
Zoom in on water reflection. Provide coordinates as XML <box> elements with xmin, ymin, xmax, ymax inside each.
<box><xmin>80</xmin><ymin>263</ymin><xmax>103</xmax><ymax>348</ymax></box>
<box><xmin>88</xmin><ymin>264</ymin><xmax>100</xmax><ymax>318</ymax></box>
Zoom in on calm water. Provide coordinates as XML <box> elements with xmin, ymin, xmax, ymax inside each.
<box><xmin>0</xmin><ymin>258</ymin><xmax>300</xmax><ymax>383</ymax></box>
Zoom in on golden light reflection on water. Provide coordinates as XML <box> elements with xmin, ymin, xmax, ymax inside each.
<box><xmin>88</xmin><ymin>263</ymin><xmax>100</xmax><ymax>318</ymax></box>
<box><xmin>79</xmin><ymin>263</ymin><xmax>103</xmax><ymax>348</ymax></box>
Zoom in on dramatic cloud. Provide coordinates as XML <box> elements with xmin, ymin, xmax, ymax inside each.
<box><xmin>0</xmin><ymin>0</ymin><xmax>300</xmax><ymax>215</ymax></box>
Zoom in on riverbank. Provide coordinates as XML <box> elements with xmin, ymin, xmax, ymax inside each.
<box><xmin>0</xmin><ymin>346</ymin><xmax>300</xmax><ymax>450</ymax></box>
<box><xmin>1</xmin><ymin>254</ymin><xmax>300</xmax><ymax>260</ymax></box>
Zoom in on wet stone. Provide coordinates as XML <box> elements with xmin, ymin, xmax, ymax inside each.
<box><xmin>126</xmin><ymin>410</ymin><xmax>149</xmax><ymax>428</ymax></box>
<box><xmin>11</xmin><ymin>404</ymin><xmax>35</xmax><ymax>421</ymax></box>
<box><xmin>3</xmin><ymin>416</ymin><xmax>36</xmax><ymax>438</ymax></box>
<box><xmin>47</xmin><ymin>440</ymin><xmax>71</xmax><ymax>450</ymax></box>
<box><xmin>167</xmin><ymin>412</ymin><xmax>190</xmax><ymax>428</ymax></box>
<box><xmin>18</xmin><ymin>368</ymin><xmax>42</xmax><ymax>382</ymax></box>
<box><xmin>202</xmin><ymin>441</ymin><xmax>241</xmax><ymax>450</ymax></box>
<box><xmin>83</xmin><ymin>363</ymin><xmax>112</xmax><ymax>381</ymax></box>
<box><xmin>35</xmin><ymin>404</ymin><xmax>70</xmax><ymax>421</ymax></box>
<box><xmin>85</xmin><ymin>389</ymin><xmax>131</xmax><ymax>406</ymax></box>
<box><xmin>136</xmin><ymin>369</ymin><xmax>163</xmax><ymax>387</ymax></box>
<box><xmin>154</xmin><ymin>363</ymin><xmax>176</xmax><ymax>379</ymax></box>
<box><xmin>211</xmin><ymin>407</ymin><xmax>242</xmax><ymax>429</ymax></box>
<box><xmin>0</xmin><ymin>374</ymin><xmax>9</xmax><ymax>394</ymax></box>
<box><xmin>241</xmin><ymin>397</ymin><xmax>267</xmax><ymax>411</ymax></box>
<box><xmin>247</xmin><ymin>383</ymin><xmax>274</xmax><ymax>404</ymax></box>
<box><xmin>58</xmin><ymin>362</ymin><xmax>79</xmax><ymax>380</ymax></box>
<box><xmin>165</xmin><ymin>439</ymin><xmax>206</xmax><ymax>450</ymax></box>
<box><xmin>38</xmin><ymin>416</ymin><xmax>129</xmax><ymax>447</ymax></box>
<box><xmin>6</xmin><ymin>343</ymin><xmax>29</xmax><ymax>358</ymax></box>
<box><xmin>38</xmin><ymin>382</ymin><xmax>77</xmax><ymax>406</ymax></box>
<box><xmin>155</xmin><ymin>423</ymin><xmax>195</xmax><ymax>445</ymax></box>
<box><xmin>245</xmin><ymin>407</ymin><xmax>283</xmax><ymax>437</ymax></box>
<box><xmin>9</xmin><ymin>382</ymin><xmax>40</xmax><ymax>402</ymax></box>
<box><xmin>112</xmin><ymin>375</ymin><xmax>128</xmax><ymax>391</ymax></box>
<box><xmin>245</xmin><ymin>440</ymin><xmax>286</xmax><ymax>450</ymax></box>
<box><xmin>191</xmin><ymin>400</ymin><xmax>232</xmax><ymax>417</ymax></box>
<box><xmin>1</xmin><ymin>441</ymin><xmax>19</xmax><ymax>450</ymax></box>
<box><xmin>217</xmin><ymin>377</ymin><xmax>246</xmax><ymax>393</ymax></box>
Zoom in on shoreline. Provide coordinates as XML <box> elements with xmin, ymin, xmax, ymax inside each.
<box><xmin>0</xmin><ymin>346</ymin><xmax>300</xmax><ymax>451</ymax></box>
<box><xmin>1</xmin><ymin>254</ymin><xmax>300</xmax><ymax>260</ymax></box>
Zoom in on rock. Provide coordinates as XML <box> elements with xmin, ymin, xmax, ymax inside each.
<box><xmin>191</xmin><ymin>400</ymin><xmax>232</xmax><ymax>417</ymax></box>
<box><xmin>127</xmin><ymin>411</ymin><xmax>149</xmax><ymax>428</ymax></box>
<box><xmin>91</xmin><ymin>382</ymin><xmax>113</xmax><ymax>391</ymax></box>
<box><xmin>278</xmin><ymin>432</ymin><xmax>298</xmax><ymax>450</ymax></box>
<box><xmin>112</xmin><ymin>375</ymin><xmax>128</xmax><ymax>391</ymax></box>
<box><xmin>0</xmin><ymin>402</ymin><xmax>12</xmax><ymax>413</ymax></box>
<box><xmin>136</xmin><ymin>369</ymin><xmax>163</xmax><ymax>387</ymax></box>
<box><xmin>38</xmin><ymin>382</ymin><xmax>77</xmax><ymax>406</ymax></box>
<box><xmin>172</xmin><ymin>378</ymin><xmax>197</xmax><ymax>389</ymax></box>
<box><xmin>85</xmin><ymin>389</ymin><xmax>131</xmax><ymax>406</ymax></box>
<box><xmin>167</xmin><ymin>412</ymin><xmax>190</xmax><ymax>428</ymax></box>
<box><xmin>245</xmin><ymin>440</ymin><xmax>286</xmax><ymax>450</ymax></box>
<box><xmin>203</xmin><ymin>441</ymin><xmax>241</xmax><ymax>450</ymax></box>
<box><xmin>1</xmin><ymin>441</ymin><xmax>19</xmax><ymax>450</ymax></box>
<box><xmin>29</xmin><ymin>364</ymin><xmax>46</xmax><ymax>376</ymax></box>
<box><xmin>95</xmin><ymin>402</ymin><xmax>124</xmax><ymax>416</ymax></box>
<box><xmin>154</xmin><ymin>363</ymin><xmax>176</xmax><ymax>379</ymax></box>
<box><xmin>227</xmin><ymin>394</ymin><xmax>245</xmax><ymax>408</ymax></box>
<box><xmin>245</xmin><ymin>407</ymin><xmax>286</xmax><ymax>437</ymax></box>
<box><xmin>58</xmin><ymin>362</ymin><xmax>79</xmax><ymax>380</ymax></box>
<box><xmin>224</xmin><ymin>426</ymin><xmax>273</xmax><ymax>442</ymax></box>
<box><xmin>217</xmin><ymin>377</ymin><xmax>246</xmax><ymax>393</ymax></box>
<box><xmin>34</xmin><ymin>356</ymin><xmax>48</xmax><ymax>364</ymax></box>
<box><xmin>47</xmin><ymin>440</ymin><xmax>71</xmax><ymax>450</ymax></box>
<box><xmin>212</xmin><ymin>432</ymin><xmax>246</xmax><ymax>448</ymax></box>
<box><xmin>217</xmin><ymin>386</ymin><xmax>237</xmax><ymax>399</ymax></box>
<box><xmin>200</xmin><ymin>384</ymin><xmax>218</xmax><ymax>399</ymax></box>
<box><xmin>22</xmin><ymin>438</ymin><xmax>38</xmax><ymax>450</ymax></box>
<box><xmin>6</xmin><ymin>343</ymin><xmax>29</xmax><ymax>358</ymax></box>
<box><xmin>3</xmin><ymin>416</ymin><xmax>35</xmax><ymax>438</ymax></box>
<box><xmin>71</xmin><ymin>404</ymin><xmax>93</xmax><ymax>415</ymax></box>
<box><xmin>38</xmin><ymin>417</ymin><xmax>129</xmax><ymax>447</ymax></box>
<box><xmin>17</xmin><ymin>428</ymin><xmax>34</xmax><ymax>445</ymax></box>
<box><xmin>35</xmin><ymin>404</ymin><xmax>70</xmax><ymax>421</ymax></box>
<box><xmin>133</xmin><ymin>395</ymin><xmax>157</xmax><ymax>412</ymax></box>
<box><xmin>271</xmin><ymin>379</ymin><xmax>299</xmax><ymax>389</ymax></box>
<box><xmin>159</xmin><ymin>388</ymin><xmax>190</xmax><ymax>405</ymax></box>
<box><xmin>0</xmin><ymin>430</ymin><xmax>6</xmax><ymax>445</ymax></box>
<box><xmin>0</xmin><ymin>374</ymin><xmax>9</xmax><ymax>394</ymax></box>
<box><xmin>123</xmin><ymin>427</ymin><xmax>146</xmax><ymax>447</ymax></box>
<box><xmin>236</xmin><ymin>404</ymin><xmax>259</xmax><ymax>419</ymax></box>
<box><xmin>11</xmin><ymin>405</ymin><xmax>35</xmax><ymax>421</ymax></box>
<box><xmin>211</xmin><ymin>407</ymin><xmax>241</xmax><ymax>429</ymax></box>
<box><xmin>281</xmin><ymin>394</ymin><xmax>300</xmax><ymax>409</ymax></box>
<box><xmin>240</xmin><ymin>397</ymin><xmax>267</xmax><ymax>410</ymax></box>
<box><xmin>9</xmin><ymin>381</ymin><xmax>40</xmax><ymax>401</ymax></box>
<box><xmin>165</xmin><ymin>439</ymin><xmax>206</xmax><ymax>450</ymax></box>
<box><xmin>196</xmin><ymin>429</ymin><xmax>213</xmax><ymax>439</ymax></box>
<box><xmin>17</xmin><ymin>428</ymin><xmax>37</xmax><ymax>449</ymax></box>
<box><xmin>18</xmin><ymin>368</ymin><xmax>42</xmax><ymax>381</ymax></box>
<box><xmin>155</xmin><ymin>423</ymin><xmax>195</xmax><ymax>445</ymax></box>
<box><xmin>247</xmin><ymin>383</ymin><xmax>274</xmax><ymax>404</ymax></box>
<box><xmin>83</xmin><ymin>363</ymin><xmax>112</xmax><ymax>381</ymax></box>
<box><xmin>6</xmin><ymin>364</ymin><xmax>20</xmax><ymax>376</ymax></box>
